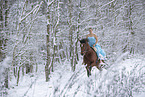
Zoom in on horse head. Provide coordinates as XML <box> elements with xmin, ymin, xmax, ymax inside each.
<box><xmin>79</xmin><ymin>38</ymin><xmax>89</xmax><ymax>55</ymax></box>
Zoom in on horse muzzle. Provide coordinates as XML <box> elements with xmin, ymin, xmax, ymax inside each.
<box><xmin>81</xmin><ymin>53</ymin><xmax>84</xmax><ymax>55</ymax></box>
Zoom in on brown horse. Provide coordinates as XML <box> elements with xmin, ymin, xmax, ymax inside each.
<box><xmin>79</xmin><ymin>38</ymin><xmax>102</xmax><ymax>77</ymax></box>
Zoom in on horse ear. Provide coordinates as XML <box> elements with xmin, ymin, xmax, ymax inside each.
<box><xmin>80</xmin><ymin>38</ymin><xmax>88</xmax><ymax>43</ymax></box>
<box><xmin>78</xmin><ymin>37</ymin><xmax>81</xmax><ymax>42</ymax></box>
<box><xmin>86</xmin><ymin>38</ymin><xmax>89</xmax><ymax>42</ymax></box>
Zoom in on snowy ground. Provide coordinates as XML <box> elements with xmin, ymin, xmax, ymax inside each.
<box><xmin>7</xmin><ymin>54</ymin><xmax>145</xmax><ymax>97</ymax></box>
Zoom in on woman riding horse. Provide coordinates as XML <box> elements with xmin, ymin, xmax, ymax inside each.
<box><xmin>86</xmin><ymin>27</ymin><xmax>106</xmax><ymax>64</ymax></box>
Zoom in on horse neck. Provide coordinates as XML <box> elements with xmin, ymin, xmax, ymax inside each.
<box><xmin>85</xmin><ymin>42</ymin><xmax>91</xmax><ymax>51</ymax></box>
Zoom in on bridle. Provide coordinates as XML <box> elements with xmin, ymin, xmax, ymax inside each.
<box><xmin>81</xmin><ymin>43</ymin><xmax>89</xmax><ymax>55</ymax></box>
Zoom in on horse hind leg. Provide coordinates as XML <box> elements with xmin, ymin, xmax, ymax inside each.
<box><xmin>97</xmin><ymin>65</ymin><xmax>103</xmax><ymax>71</ymax></box>
<box><xmin>96</xmin><ymin>61</ymin><xmax>103</xmax><ymax>71</ymax></box>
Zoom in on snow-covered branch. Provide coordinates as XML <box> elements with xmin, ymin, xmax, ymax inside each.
<box><xmin>45</xmin><ymin>0</ymin><xmax>56</xmax><ymax>7</ymax></box>
<box><xmin>99</xmin><ymin>0</ymin><xmax>116</xmax><ymax>9</ymax></box>
<box><xmin>20</xmin><ymin>1</ymin><xmax>43</xmax><ymax>22</ymax></box>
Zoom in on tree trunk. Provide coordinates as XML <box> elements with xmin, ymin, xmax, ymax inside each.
<box><xmin>45</xmin><ymin>4</ymin><xmax>51</xmax><ymax>81</ymax></box>
<box><xmin>123</xmin><ymin>0</ymin><xmax>134</xmax><ymax>53</ymax></box>
<box><xmin>45</xmin><ymin>25</ymin><xmax>51</xmax><ymax>82</ymax></box>
<box><xmin>0</xmin><ymin>0</ymin><xmax>9</xmax><ymax>89</ymax></box>
<box><xmin>0</xmin><ymin>0</ymin><xmax>4</xmax><ymax>62</ymax></box>
<box><xmin>68</xmin><ymin>0</ymin><xmax>75</xmax><ymax>71</ymax></box>
<box><xmin>0</xmin><ymin>1</ymin><xmax>9</xmax><ymax>95</ymax></box>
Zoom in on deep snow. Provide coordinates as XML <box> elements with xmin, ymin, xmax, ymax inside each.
<box><xmin>7</xmin><ymin>54</ymin><xmax>145</xmax><ymax>97</ymax></box>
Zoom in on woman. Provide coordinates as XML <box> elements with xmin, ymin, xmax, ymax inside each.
<box><xmin>86</xmin><ymin>28</ymin><xmax>106</xmax><ymax>64</ymax></box>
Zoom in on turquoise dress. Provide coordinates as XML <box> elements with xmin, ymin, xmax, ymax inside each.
<box><xmin>88</xmin><ymin>37</ymin><xmax>106</xmax><ymax>60</ymax></box>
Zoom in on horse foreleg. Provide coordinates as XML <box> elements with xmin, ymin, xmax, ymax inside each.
<box><xmin>82</xmin><ymin>57</ymin><xmax>86</xmax><ymax>65</ymax></box>
<box><xmin>86</xmin><ymin>66</ymin><xmax>90</xmax><ymax>77</ymax></box>
<box><xmin>86</xmin><ymin>65</ymin><xmax>91</xmax><ymax>77</ymax></box>
<box><xmin>89</xmin><ymin>65</ymin><xmax>92</xmax><ymax>72</ymax></box>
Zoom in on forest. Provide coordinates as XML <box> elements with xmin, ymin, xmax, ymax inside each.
<box><xmin>0</xmin><ymin>0</ymin><xmax>145</xmax><ymax>97</ymax></box>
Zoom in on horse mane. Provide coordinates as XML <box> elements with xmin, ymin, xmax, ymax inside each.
<box><xmin>80</xmin><ymin>38</ymin><xmax>89</xmax><ymax>44</ymax></box>
<box><xmin>80</xmin><ymin>38</ymin><xmax>97</xmax><ymax>56</ymax></box>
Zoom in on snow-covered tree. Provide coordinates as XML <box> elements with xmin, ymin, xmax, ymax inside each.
<box><xmin>7</xmin><ymin>0</ymin><xmax>46</xmax><ymax>85</ymax></box>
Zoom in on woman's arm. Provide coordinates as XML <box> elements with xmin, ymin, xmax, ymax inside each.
<box><xmin>93</xmin><ymin>34</ymin><xmax>98</xmax><ymax>46</ymax></box>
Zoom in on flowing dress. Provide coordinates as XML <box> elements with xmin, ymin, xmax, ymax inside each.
<box><xmin>88</xmin><ymin>37</ymin><xmax>106</xmax><ymax>60</ymax></box>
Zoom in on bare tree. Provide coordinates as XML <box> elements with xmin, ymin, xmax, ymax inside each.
<box><xmin>45</xmin><ymin>0</ymin><xmax>56</xmax><ymax>82</ymax></box>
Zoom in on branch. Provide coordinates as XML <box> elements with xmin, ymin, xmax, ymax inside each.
<box><xmin>20</xmin><ymin>1</ymin><xmax>43</xmax><ymax>22</ymax></box>
<box><xmin>53</xmin><ymin>1</ymin><xmax>60</xmax><ymax>31</ymax></box>
<box><xmin>45</xmin><ymin>0</ymin><xmax>56</xmax><ymax>7</ymax></box>
<box><xmin>99</xmin><ymin>0</ymin><xmax>116</xmax><ymax>9</ymax></box>
<box><xmin>23</xmin><ymin>1</ymin><xmax>43</xmax><ymax>44</ymax></box>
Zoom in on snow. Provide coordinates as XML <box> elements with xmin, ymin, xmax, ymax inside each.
<box><xmin>135</xmin><ymin>93</ymin><xmax>145</xmax><ymax>97</ymax></box>
<box><xmin>7</xmin><ymin>55</ymin><xmax>145</xmax><ymax>97</ymax></box>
